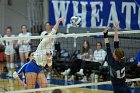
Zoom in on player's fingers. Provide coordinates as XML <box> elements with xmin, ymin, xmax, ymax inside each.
<box><xmin>103</xmin><ymin>27</ymin><xmax>109</xmax><ymax>33</ymax></box>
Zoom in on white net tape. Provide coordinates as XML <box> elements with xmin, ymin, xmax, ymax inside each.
<box><xmin>5</xmin><ymin>78</ymin><xmax>140</xmax><ymax>93</ymax></box>
<box><xmin>0</xmin><ymin>30</ymin><xmax>140</xmax><ymax>40</ymax></box>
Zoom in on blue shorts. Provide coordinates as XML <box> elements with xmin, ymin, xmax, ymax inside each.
<box><xmin>15</xmin><ymin>61</ymin><xmax>40</xmax><ymax>88</ymax></box>
<box><xmin>25</xmin><ymin>61</ymin><xmax>43</xmax><ymax>73</ymax></box>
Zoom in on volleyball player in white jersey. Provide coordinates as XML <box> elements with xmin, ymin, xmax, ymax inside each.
<box><xmin>18</xmin><ymin>25</ymin><xmax>32</xmax><ymax>66</ymax></box>
<box><xmin>4</xmin><ymin>26</ymin><xmax>16</xmax><ymax>77</ymax></box>
<box><xmin>40</xmin><ymin>22</ymin><xmax>51</xmax><ymax>36</ymax></box>
<box><xmin>40</xmin><ymin>22</ymin><xmax>53</xmax><ymax>79</ymax></box>
<box><xmin>25</xmin><ymin>18</ymin><xmax>64</xmax><ymax>91</ymax></box>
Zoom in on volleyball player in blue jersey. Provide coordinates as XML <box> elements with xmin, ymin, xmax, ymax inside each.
<box><xmin>13</xmin><ymin>51</ymin><xmax>39</xmax><ymax>89</ymax></box>
<box><xmin>103</xmin><ymin>24</ymin><xmax>131</xmax><ymax>93</ymax></box>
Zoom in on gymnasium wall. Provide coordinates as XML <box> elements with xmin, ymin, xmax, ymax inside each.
<box><xmin>0</xmin><ymin>0</ymin><xmax>28</xmax><ymax>35</ymax></box>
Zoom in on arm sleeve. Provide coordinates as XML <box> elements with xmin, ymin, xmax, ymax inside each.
<box><xmin>114</xmin><ymin>41</ymin><xmax>119</xmax><ymax>49</ymax></box>
<box><xmin>106</xmin><ymin>43</ymin><xmax>114</xmax><ymax>66</ymax></box>
<box><xmin>48</xmin><ymin>28</ymin><xmax>57</xmax><ymax>35</ymax></box>
<box><xmin>16</xmin><ymin>62</ymin><xmax>29</xmax><ymax>74</ymax></box>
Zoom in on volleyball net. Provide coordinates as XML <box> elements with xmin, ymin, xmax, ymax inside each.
<box><xmin>0</xmin><ymin>30</ymin><xmax>140</xmax><ymax>93</ymax></box>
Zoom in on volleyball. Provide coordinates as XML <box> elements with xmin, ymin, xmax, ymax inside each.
<box><xmin>70</xmin><ymin>16</ymin><xmax>81</xmax><ymax>27</ymax></box>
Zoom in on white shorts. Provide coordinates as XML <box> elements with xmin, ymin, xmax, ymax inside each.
<box><xmin>19</xmin><ymin>45</ymin><xmax>31</xmax><ymax>53</ymax></box>
<box><xmin>5</xmin><ymin>47</ymin><xmax>15</xmax><ymax>55</ymax></box>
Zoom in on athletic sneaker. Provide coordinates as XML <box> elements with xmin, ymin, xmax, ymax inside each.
<box><xmin>61</xmin><ymin>69</ymin><xmax>70</xmax><ymax>75</ymax></box>
<box><xmin>22</xmin><ymin>74</ymin><xmax>25</xmax><ymax>79</ymax></box>
<box><xmin>68</xmin><ymin>75</ymin><xmax>74</xmax><ymax>81</ymax></box>
<box><xmin>130</xmin><ymin>82</ymin><xmax>135</xmax><ymax>88</ymax></box>
<box><xmin>47</xmin><ymin>72</ymin><xmax>51</xmax><ymax>80</ymax></box>
<box><xmin>77</xmin><ymin>69</ymin><xmax>84</xmax><ymax>76</ymax></box>
<box><xmin>80</xmin><ymin>76</ymin><xmax>87</xmax><ymax>82</ymax></box>
<box><xmin>6</xmin><ymin>71</ymin><xmax>13</xmax><ymax>77</ymax></box>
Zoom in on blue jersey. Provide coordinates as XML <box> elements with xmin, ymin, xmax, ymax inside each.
<box><xmin>16</xmin><ymin>61</ymin><xmax>39</xmax><ymax>88</ymax></box>
<box><xmin>16</xmin><ymin>62</ymin><xmax>30</xmax><ymax>74</ymax></box>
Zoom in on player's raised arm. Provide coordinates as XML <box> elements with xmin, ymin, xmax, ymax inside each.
<box><xmin>48</xmin><ymin>17</ymin><xmax>64</xmax><ymax>36</ymax></box>
<box><xmin>103</xmin><ymin>27</ymin><xmax>109</xmax><ymax>44</ymax></box>
<box><xmin>114</xmin><ymin>23</ymin><xmax>119</xmax><ymax>49</ymax></box>
<box><xmin>114</xmin><ymin>23</ymin><xmax>119</xmax><ymax>42</ymax></box>
<box><xmin>53</xmin><ymin>17</ymin><xmax>64</xmax><ymax>31</ymax></box>
<box><xmin>103</xmin><ymin>27</ymin><xmax>113</xmax><ymax>62</ymax></box>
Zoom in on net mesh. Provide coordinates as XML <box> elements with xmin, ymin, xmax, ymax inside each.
<box><xmin>0</xmin><ymin>30</ymin><xmax>140</xmax><ymax>93</ymax></box>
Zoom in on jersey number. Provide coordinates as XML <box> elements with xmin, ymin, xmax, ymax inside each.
<box><xmin>116</xmin><ymin>67</ymin><xmax>125</xmax><ymax>78</ymax></box>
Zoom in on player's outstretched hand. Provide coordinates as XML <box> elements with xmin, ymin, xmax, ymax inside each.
<box><xmin>103</xmin><ymin>27</ymin><xmax>109</xmax><ymax>38</ymax></box>
<box><xmin>58</xmin><ymin>17</ymin><xmax>64</xmax><ymax>23</ymax></box>
<box><xmin>114</xmin><ymin>23</ymin><xmax>118</xmax><ymax>32</ymax></box>
<box><xmin>103</xmin><ymin>27</ymin><xmax>109</xmax><ymax>33</ymax></box>
<box><xmin>53</xmin><ymin>17</ymin><xmax>65</xmax><ymax>30</ymax></box>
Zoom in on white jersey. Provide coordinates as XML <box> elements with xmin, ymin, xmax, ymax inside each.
<box><xmin>93</xmin><ymin>49</ymin><xmax>106</xmax><ymax>64</ymax></box>
<box><xmin>34</xmin><ymin>28</ymin><xmax>56</xmax><ymax>67</ymax></box>
<box><xmin>4</xmin><ymin>34</ymin><xmax>15</xmax><ymax>47</ymax></box>
<box><xmin>40</xmin><ymin>31</ymin><xmax>48</xmax><ymax>36</ymax></box>
<box><xmin>18</xmin><ymin>32</ymin><xmax>32</xmax><ymax>53</ymax></box>
<box><xmin>18</xmin><ymin>32</ymin><xmax>31</xmax><ymax>45</ymax></box>
<box><xmin>4</xmin><ymin>34</ymin><xmax>15</xmax><ymax>55</ymax></box>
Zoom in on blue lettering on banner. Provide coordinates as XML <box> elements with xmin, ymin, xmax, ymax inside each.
<box><xmin>49</xmin><ymin>0</ymin><xmax>140</xmax><ymax>30</ymax></box>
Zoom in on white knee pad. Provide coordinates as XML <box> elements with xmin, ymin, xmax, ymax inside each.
<box><xmin>13</xmin><ymin>71</ymin><xmax>19</xmax><ymax>78</ymax></box>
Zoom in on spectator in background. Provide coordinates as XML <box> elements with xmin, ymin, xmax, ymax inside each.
<box><xmin>76</xmin><ymin>42</ymin><xmax>106</xmax><ymax>82</ymax></box>
<box><xmin>0</xmin><ymin>34</ymin><xmax>5</xmax><ymax>62</ymax></box>
<box><xmin>0</xmin><ymin>34</ymin><xmax>5</xmax><ymax>50</ymax></box>
<box><xmin>40</xmin><ymin>22</ymin><xmax>51</xmax><ymax>36</ymax></box>
<box><xmin>132</xmin><ymin>50</ymin><xmax>140</xmax><ymax>87</ymax></box>
<box><xmin>131</xmin><ymin>50</ymin><xmax>140</xmax><ymax>78</ymax></box>
<box><xmin>0</xmin><ymin>34</ymin><xmax>4</xmax><ymax>45</ymax></box>
<box><xmin>128</xmin><ymin>51</ymin><xmax>140</xmax><ymax>79</ymax></box>
<box><xmin>17</xmin><ymin>25</ymin><xmax>32</xmax><ymax>66</ymax></box>
<box><xmin>93</xmin><ymin>42</ymin><xmax>106</xmax><ymax>64</ymax></box>
<box><xmin>61</xmin><ymin>40</ymin><xmax>93</xmax><ymax>81</ymax></box>
<box><xmin>4</xmin><ymin>26</ymin><xmax>16</xmax><ymax>77</ymax></box>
